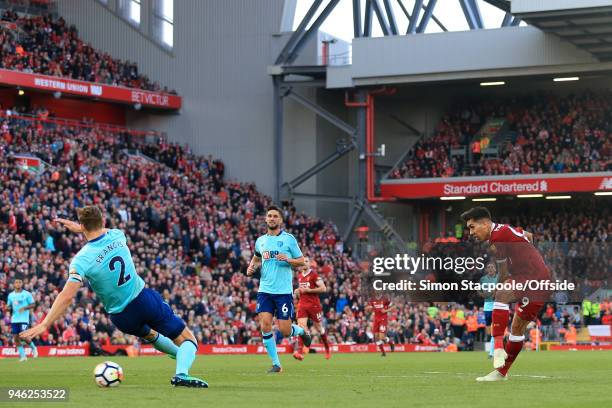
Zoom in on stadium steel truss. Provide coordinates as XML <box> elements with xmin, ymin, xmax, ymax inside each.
<box><xmin>270</xmin><ymin>0</ymin><xmax>612</xmax><ymax>249</ymax></box>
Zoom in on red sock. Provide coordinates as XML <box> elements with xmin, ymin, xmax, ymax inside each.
<box><xmin>498</xmin><ymin>336</ymin><xmax>524</xmax><ymax>376</ymax></box>
<box><xmin>493</xmin><ymin>336</ymin><xmax>504</xmax><ymax>349</ymax></box>
<box><xmin>377</xmin><ymin>341</ymin><xmax>385</xmax><ymax>353</ymax></box>
<box><xmin>321</xmin><ymin>333</ymin><xmax>330</xmax><ymax>351</ymax></box>
<box><xmin>297</xmin><ymin>336</ymin><xmax>304</xmax><ymax>349</ymax></box>
<box><xmin>491</xmin><ymin>305</ymin><xmax>509</xmax><ymax>348</ymax></box>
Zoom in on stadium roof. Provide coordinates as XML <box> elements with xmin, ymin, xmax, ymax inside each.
<box><xmin>511</xmin><ymin>0</ymin><xmax>612</xmax><ymax>61</ymax></box>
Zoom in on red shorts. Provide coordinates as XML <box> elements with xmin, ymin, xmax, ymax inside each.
<box><xmin>373</xmin><ymin>320</ymin><xmax>388</xmax><ymax>334</ymax></box>
<box><xmin>297</xmin><ymin>305</ymin><xmax>323</xmax><ymax>323</ymax></box>
<box><xmin>514</xmin><ymin>298</ymin><xmax>545</xmax><ymax>321</ymax></box>
<box><xmin>511</xmin><ymin>276</ymin><xmax>550</xmax><ymax>321</ymax></box>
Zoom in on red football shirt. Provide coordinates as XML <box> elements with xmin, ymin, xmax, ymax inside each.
<box><xmin>489</xmin><ymin>223</ymin><xmax>551</xmax><ymax>280</ymax></box>
<box><xmin>297</xmin><ymin>270</ymin><xmax>322</xmax><ymax>309</ymax></box>
<box><xmin>369</xmin><ymin>298</ymin><xmax>390</xmax><ymax>321</ymax></box>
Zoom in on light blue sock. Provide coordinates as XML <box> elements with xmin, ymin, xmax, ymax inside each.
<box><xmin>175</xmin><ymin>340</ymin><xmax>197</xmax><ymax>376</ymax></box>
<box><xmin>147</xmin><ymin>333</ymin><xmax>178</xmax><ymax>357</ymax></box>
<box><xmin>262</xmin><ymin>331</ymin><xmax>280</xmax><ymax>367</ymax></box>
<box><xmin>489</xmin><ymin>336</ymin><xmax>494</xmax><ymax>355</ymax></box>
<box><xmin>17</xmin><ymin>345</ymin><xmax>25</xmax><ymax>359</ymax></box>
<box><xmin>29</xmin><ymin>342</ymin><xmax>37</xmax><ymax>354</ymax></box>
<box><xmin>290</xmin><ymin>324</ymin><xmax>304</xmax><ymax>337</ymax></box>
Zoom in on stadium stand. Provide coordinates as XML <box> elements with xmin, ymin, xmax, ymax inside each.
<box><xmin>0</xmin><ymin>6</ymin><xmax>608</xmax><ymax>350</ymax></box>
<box><xmin>0</xmin><ymin>112</ymin><xmax>361</xmax><ymax>346</ymax></box>
<box><xmin>388</xmin><ymin>92</ymin><xmax>611</xmax><ymax>179</ymax></box>
<box><xmin>0</xmin><ymin>10</ymin><xmax>175</xmax><ymax>93</ymax></box>
<box><xmin>1</xmin><ymin>112</ymin><xmax>609</xmax><ymax>349</ymax></box>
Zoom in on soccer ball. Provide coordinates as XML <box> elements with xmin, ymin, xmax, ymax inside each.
<box><xmin>93</xmin><ymin>361</ymin><xmax>123</xmax><ymax>387</ymax></box>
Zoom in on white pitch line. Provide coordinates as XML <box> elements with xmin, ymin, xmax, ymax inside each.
<box><xmin>511</xmin><ymin>374</ymin><xmax>553</xmax><ymax>379</ymax></box>
<box><xmin>424</xmin><ymin>372</ymin><xmax>561</xmax><ymax>379</ymax></box>
<box><xmin>232</xmin><ymin>371</ymin><xmax>563</xmax><ymax>380</ymax></box>
<box><xmin>235</xmin><ymin>372</ymin><xmax>448</xmax><ymax>379</ymax></box>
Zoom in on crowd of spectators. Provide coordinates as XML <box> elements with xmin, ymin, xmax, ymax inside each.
<box><xmin>0</xmin><ymin>6</ymin><xmax>609</xmax><ymax>352</ymax></box>
<box><xmin>0</xmin><ymin>10</ymin><xmax>174</xmax><ymax>93</ymax></box>
<box><xmin>389</xmin><ymin>92</ymin><xmax>611</xmax><ymax>179</ymax></box>
<box><xmin>0</xmin><ymin>113</ymin><xmax>361</xmax><ymax>348</ymax></box>
<box><xmin>0</xmin><ymin>111</ymin><xmax>609</xmax><ymax>350</ymax></box>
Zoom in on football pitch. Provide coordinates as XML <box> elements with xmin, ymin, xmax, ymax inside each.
<box><xmin>1</xmin><ymin>351</ymin><xmax>611</xmax><ymax>408</ymax></box>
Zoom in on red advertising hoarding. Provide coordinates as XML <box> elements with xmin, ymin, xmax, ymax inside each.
<box><xmin>381</xmin><ymin>173</ymin><xmax>612</xmax><ymax>199</ymax></box>
<box><xmin>0</xmin><ymin>345</ymin><xmax>89</xmax><ymax>357</ymax></box>
<box><xmin>1</xmin><ymin>344</ymin><xmax>439</xmax><ymax>358</ymax></box>
<box><xmin>5</xmin><ymin>343</ymin><xmax>607</xmax><ymax>357</ymax></box>
<box><xmin>104</xmin><ymin>344</ymin><xmax>439</xmax><ymax>355</ymax></box>
<box><xmin>0</xmin><ymin>69</ymin><xmax>181</xmax><ymax>110</ymax></box>
<box><xmin>100</xmin><ymin>343</ymin><xmax>440</xmax><ymax>355</ymax></box>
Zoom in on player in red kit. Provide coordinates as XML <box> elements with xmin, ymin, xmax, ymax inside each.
<box><xmin>293</xmin><ymin>257</ymin><xmax>330</xmax><ymax>360</ymax></box>
<box><xmin>365</xmin><ymin>295</ymin><xmax>396</xmax><ymax>356</ymax></box>
<box><xmin>461</xmin><ymin>207</ymin><xmax>552</xmax><ymax>382</ymax></box>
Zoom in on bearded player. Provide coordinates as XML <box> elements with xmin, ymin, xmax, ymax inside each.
<box><xmin>292</xmin><ymin>256</ymin><xmax>330</xmax><ymax>360</ymax></box>
<box><xmin>461</xmin><ymin>207</ymin><xmax>551</xmax><ymax>382</ymax></box>
<box><xmin>246</xmin><ymin>205</ymin><xmax>312</xmax><ymax>373</ymax></box>
<box><xmin>365</xmin><ymin>294</ymin><xmax>396</xmax><ymax>356</ymax></box>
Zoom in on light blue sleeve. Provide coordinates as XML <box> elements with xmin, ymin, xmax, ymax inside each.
<box><xmin>287</xmin><ymin>235</ymin><xmax>303</xmax><ymax>258</ymax></box>
<box><xmin>7</xmin><ymin>293</ymin><xmax>13</xmax><ymax>309</ymax></box>
<box><xmin>254</xmin><ymin>237</ymin><xmax>262</xmax><ymax>257</ymax></box>
<box><xmin>68</xmin><ymin>254</ymin><xmax>87</xmax><ymax>284</ymax></box>
<box><xmin>26</xmin><ymin>292</ymin><xmax>34</xmax><ymax>305</ymax></box>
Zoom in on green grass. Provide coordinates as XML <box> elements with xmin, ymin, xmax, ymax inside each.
<box><xmin>1</xmin><ymin>351</ymin><xmax>611</xmax><ymax>408</ymax></box>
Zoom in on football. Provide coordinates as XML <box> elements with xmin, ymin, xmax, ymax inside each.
<box><xmin>93</xmin><ymin>361</ymin><xmax>124</xmax><ymax>388</ymax></box>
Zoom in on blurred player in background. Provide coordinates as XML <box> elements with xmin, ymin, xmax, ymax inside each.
<box><xmin>479</xmin><ymin>262</ymin><xmax>498</xmax><ymax>359</ymax></box>
<box><xmin>247</xmin><ymin>206</ymin><xmax>311</xmax><ymax>373</ymax></box>
<box><xmin>293</xmin><ymin>256</ymin><xmax>330</xmax><ymax>361</ymax></box>
<box><xmin>20</xmin><ymin>206</ymin><xmax>208</xmax><ymax>388</ymax></box>
<box><xmin>7</xmin><ymin>276</ymin><xmax>38</xmax><ymax>361</ymax></box>
<box><xmin>462</xmin><ymin>207</ymin><xmax>550</xmax><ymax>382</ymax></box>
<box><xmin>366</xmin><ymin>294</ymin><xmax>396</xmax><ymax>356</ymax></box>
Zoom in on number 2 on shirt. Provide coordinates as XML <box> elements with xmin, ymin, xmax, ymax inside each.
<box><xmin>109</xmin><ymin>256</ymin><xmax>131</xmax><ymax>286</ymax></box>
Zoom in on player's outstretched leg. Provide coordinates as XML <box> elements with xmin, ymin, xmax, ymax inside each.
<box><xmin>170</xmin><ymin>328</ymin><xmax>208</xmax><ymax>388</ymax></box>
<box><xmin>142</xmin><ymin>330</ymin><xmax>178</xmax><ymax>359</ymax></box>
